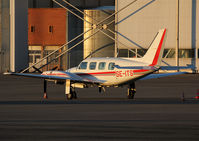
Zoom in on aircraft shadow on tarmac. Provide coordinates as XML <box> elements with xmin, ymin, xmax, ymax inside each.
<box><xmin>0</xmin><ymin>98</ymin><xmax>198</xmax><ymax>105</ymax></box>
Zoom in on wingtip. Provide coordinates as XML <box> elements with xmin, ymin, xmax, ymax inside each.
<box><xmin>3</xmin><ymin>72</ymin><xmax>12</xmax><ymax>75</ymax></box>
<box><xmin>3</xmin><ymin>71</ymin><xmax>15</xmax><ymax>75</ymax></box>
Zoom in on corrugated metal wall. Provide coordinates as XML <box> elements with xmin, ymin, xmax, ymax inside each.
<box><xmin>116</xmin><ymin>0</ymin><xmax>199</xmax><ymax>71</ymax></box>
<box><xmin>83</xmin><ymin>10</ymin><xmax>115</xmax><ymax>58</ymax></box>
<box><xmin>116</xmin><ymin>0</ymin><xmax>198</xmax><ymax>49</ymax></box>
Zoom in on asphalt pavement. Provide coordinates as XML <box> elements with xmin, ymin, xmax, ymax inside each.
<box><xmin>0</xmin><ymin>73</ymin><xmax>199</xmax><ymax>141</ymax></box>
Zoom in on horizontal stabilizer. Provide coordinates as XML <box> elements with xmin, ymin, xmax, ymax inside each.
<box><xmin>139</xmin><ymin>72</ymin><xmax>187</xmax><ymax>81</ymax></box>
<box><xmin>160</xmin><ymin>66</ymin><xmax>195</xmax><ymax>70</ymax></box>
<box><xmin>114</xmin><ymin>65</ymin><xmax>159</xmax><ymax>70</ymax></box>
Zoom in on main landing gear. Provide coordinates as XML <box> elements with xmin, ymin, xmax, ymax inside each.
<box><xmin>65</xmin><ymin>80</ymin><xmax>77</xmax><ymax>100</ymax></box>
<box><xmin>66</xmin><ymin>87</ymin><xmax>77</xmax><ymax>100</ymax></box>
<box><xmin>42</xmin><ymin>79</ymin><xmax>77</xmax><ymax>101</ymax></box>
<box><xmin>127</xmin><ymin>82</ymin><xmax>136</xmax><ymax>99</ymax></box>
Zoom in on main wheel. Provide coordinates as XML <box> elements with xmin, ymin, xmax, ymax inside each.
<box><xmin>128</xmin><ymin>94</ymin><xmax>134</xmax><ymax>99</ymax></box>
<box><xmin>73</xmin><ymin>91</ymin><xmax>77</xmax><ymax>99</ymax></box>
<box><xmin>128</xmin><ymin>92</ymin><xmax>134</xmax><ymax>99</ymax></box>
<box><xmin>127</xmin><ymin>88</ymin><xmax>135</xmax><ymax>99</ymax></box>
<box><xmin>67</xmin><ymin>93</ymin><xmax>73</xmax><ymax>100</ymax></box>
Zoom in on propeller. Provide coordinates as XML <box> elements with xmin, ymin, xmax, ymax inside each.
<box><xmin>51</xmin><ymin>66</ymin><xmax>58</xmax><ymax>71</ymax></box>
<box><xmin>32</xmin><ymin>66</ymin><xmax>42</xmax><ymax>73</ymax></box>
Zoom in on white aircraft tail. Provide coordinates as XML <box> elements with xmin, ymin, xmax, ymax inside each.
<box><xmin>141</xmin><ymin>28</ymin><xmax>167</xmax><ymax>66</ymax></box>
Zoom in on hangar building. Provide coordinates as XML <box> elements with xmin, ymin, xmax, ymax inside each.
<box><xmin>115</xmin><ymin>0</ymin><xmax>199</xmax><ymax>72</ymax></box>
<box><xmin>0</xmin><ymin>0</ymin><xmax>198</xmax><ymax>73</ymax></box>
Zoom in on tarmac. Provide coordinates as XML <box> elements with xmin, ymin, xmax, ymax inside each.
<box><xmin>0</xmin><ymin>73</ymin><xmax>199</xmax><ymax>141</ymax></box>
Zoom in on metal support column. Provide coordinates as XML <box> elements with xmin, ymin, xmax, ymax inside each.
<box><xmin>176</xmin><ymin>0</ymin><xmax>179</xmax><ymax>71</ymax></box>
<box><xmin>115</xmin><ymin>0</ymin><xmax>119</xmax><ymax>57</ymax></box>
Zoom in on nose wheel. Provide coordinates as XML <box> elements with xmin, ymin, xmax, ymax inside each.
<box><xmin>128</xmin><ymin>82</ymin><xmax>136</xmax><ymax>99</ymax></box>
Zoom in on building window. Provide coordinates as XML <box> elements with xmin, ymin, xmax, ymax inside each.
<box><xmin>129</xmin><ymin>49</ymin><xmax>136</xmax><ymax>57</ymax></box>
<box><xmin>198</xmin><ymin>49</ymin><xmax>199</xmax><ymax>58</ymax></box>
<box><xmin>163</xmin><ymin>49</ymin><xmax>195</xmax><ymax>58</ymax></box>
<box><xmin>29</xmin><ymin>56</ymin><xmax>33</xmax><ymax>63</ymax></box>
<box><xmin>28</xmin><ymin>50</ymin><xmax>41</xmax><ymax>64</ymax></box>
<box><xmin>137</xmin><ymin>49</ymin><xmax>147</xmax><ymax>58</ymax></box>
<box><xmin>118</xmin><ymin>49</ymin><xmax>128</xmax><ymax>57</ymax></box>
<box><xmin>29</xmin><ymin>50</ymin><xmax>41</xmax><ymax>54</ymax></box>
<box><xmin>163</xmin><ymin>49</ymin><xmax>175</xmax><ymax>58</ymax></box>
<box><xmin>35</xmin><ymin>55</ymin><xmax>41</xmax><ymax>62</ymax></box>
<box><xmin>118</xmin><ymin>49</ymin><xmax>136</xmax><ymax>57</ymax></box>
<box><xmin>49</xmin><ymin>26</ymin><xmax>53</xmax><ymax>33</ymax></box>
<box><xmin>30</xmin><ymin>26</ymin><xmax>35</xmax><ymax>32</ymax></box>
<box><xmin>179</xmin><ymin>49</ymin><xmax>194</xmax><ymax>58</ymax></box>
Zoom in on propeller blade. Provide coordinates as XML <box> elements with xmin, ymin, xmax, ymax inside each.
<box><xmin>32</xmin><ymin>66</ymin><xmax>42</xmax><ymax>73</ymax></box>
<box><xmin>52</xmin><ymin>66</ymin><xmax>58</xmax><ymax>70</ymax></box>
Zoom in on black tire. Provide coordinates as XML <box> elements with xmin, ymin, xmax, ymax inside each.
<box><xmin>127</xmin><ymin>89</ymin><xmax>135</xmax><ymax>99</ymax></box>
<box><xmin>128</xmin><ymin>94</ymin><xmax>134</xmax><ymax>99</ymax></box>
<box><xmin>73</xmin><ymin>91</ymin><xmax>77</xmax><ymax>99</ymax></box>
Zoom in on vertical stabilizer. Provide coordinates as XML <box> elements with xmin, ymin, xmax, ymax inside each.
<box><xmin>142</xmin><ymin>29</ymin><xmax>167</xmax><ymax>66</ymax></box>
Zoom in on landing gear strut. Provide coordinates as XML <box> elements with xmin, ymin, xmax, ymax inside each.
<box><xmin>128</xmin><ymin>82</ymin><xmax>136</xmax><ymax>99</ymax></box>
<box><xmin>65</xmin><ymin>80</ymin><xmax>77</xmax><ymax>100</ymax></box>
<box><xmin>43</xmin><ymin>80</ymin><xmax>48</xmax><ymax>99</ymax></box>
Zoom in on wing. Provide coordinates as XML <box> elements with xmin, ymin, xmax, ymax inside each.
<box><xmin>139</xmin><ymin>72</ymin><xmax>187</xmax><ymax>81</ymax></box>
<box><xmin>4</xmin><ymin>72</ymin><xmax>102</xmax><ymax>84</ymax></box>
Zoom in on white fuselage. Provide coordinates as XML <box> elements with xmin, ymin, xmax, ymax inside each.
<box><xmin>42</xmin><ymin>29</ymin><xmax>166</xmax><ymax>87</ymax></box>
<box><xmin>68</xmin><ymin>57</ymin><xmax>155</xmax><ymax>86</ymax></box>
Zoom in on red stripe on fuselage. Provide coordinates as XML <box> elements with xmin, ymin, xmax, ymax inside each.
<box><xmin>76</xmin><ymin>70</ymin><xmax>150</xmax><ymax>76</ymax></box>
<box><xmin>77</xmin><ymin>71</ymin><xmax>116</xmax><ymax>76</ymax></box>
<box><xmin>150</xmin><ymin>29</ymin><xmax>166</xmax><ymax>66</ymax></box>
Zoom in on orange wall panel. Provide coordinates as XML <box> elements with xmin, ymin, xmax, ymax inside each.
<box><xmin>28</xmin><ymin>8</ymin><xmax>67</xmax><ymax>46</ymax></box>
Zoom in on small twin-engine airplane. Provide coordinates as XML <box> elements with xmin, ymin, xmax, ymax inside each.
<box><xmin>4</xmin><ymin>29</ymin><xmax>186</xmax><ymax>100</ymax></box>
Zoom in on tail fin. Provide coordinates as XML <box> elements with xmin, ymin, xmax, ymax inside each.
<box><xmin>142</xmin><ymin>28</ymin><xmax>167</xmax><ymax>66</ymax></box>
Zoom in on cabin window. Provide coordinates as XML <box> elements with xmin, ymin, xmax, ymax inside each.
<box><xmin>98</xmin><ymin>62</ymin><xmax>106</xmax><ymax>70</ymax></box>
<box><xmin>34</xmin><ymin>55</ymin><xmax>41</xmax><ymax>63</ymax></box>
<box><xmin>108</xmin><ymin>62</ymin><xmax>115</xmax><ymax>70</ymax></box>
<box><xmin>29</xmin><ymin>56</ymin><xmax>33</xmax><ymax>63</ymax></box>
<box><xmin>89</xmin><ymin>62</ymin><xmax>97</xmax><ymax>70</ymax></box>
<box><xmin>79</xmin><ymin>62</ymin><xmax>87</xmax><ymax>69</ymax></box>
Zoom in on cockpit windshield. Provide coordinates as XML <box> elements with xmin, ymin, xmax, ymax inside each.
<box><xmin>108</xmin><ymin>62</ymin><xmax>115</xmax><ymax>70</ymax></box>
<box><xmin>79</xmin><ymin>62</ymin><xmax>88</xmax><ymax>69</ymax></box>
